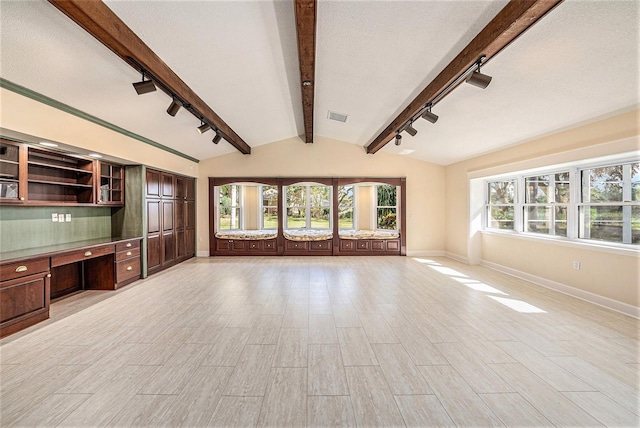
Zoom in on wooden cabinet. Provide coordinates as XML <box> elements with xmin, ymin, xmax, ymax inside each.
<box><xmin>0</xmin><ymin>257</ymin><xmax>50</xmax><ymax>338</ymax></box>
<box><xmin>145</xmin><ymin>168</ymin><xmax>195</xmax><ymax>276</ymax></box>
<box><xmin>97</xmin><ymin>161</ymin><xmax>123</xmax><ymax>205</ymax></box>
<box><xmin>115</xmin><ymin>239</ymin><xmax>141</xmax><ymax>287</ymax></box>
<box><xmin>0</xmin><ymin>140</ymin><xmax>25</xmax><ymax>203</ymax></box>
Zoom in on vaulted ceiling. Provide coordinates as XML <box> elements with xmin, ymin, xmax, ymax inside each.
<box><xmin>1</xmin><ymin>0</ymin><xmax>638</xmax><ymax>165</ymax></box>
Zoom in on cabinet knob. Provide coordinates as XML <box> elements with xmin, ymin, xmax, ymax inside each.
<box><xmin>126</xmin><ymin>266</ymin><xmax>133</xmax><ymax>271</ymax></box>
<box><xmin>15</xmin><ymin>265</ymin><xmax>27</xmax><ymax>273</ymax></box>
<box><xmin>84</xmin><ymin>251</ymin><xmax>92</xmax><ymax>257</ymax></box>
<box><xmin>126</xmin><ymin>243</ymin><xmax>132</xmax><ymax>247</ymax></box>
<box><xmin>47</xmin><ymin>273</ymin><xmax>52</xmax><ymax>278</ymax></box>
<box><xmin>126</xmin><ymin>251</ymin><xmax>132</xmax><ymax>256</ymax></box>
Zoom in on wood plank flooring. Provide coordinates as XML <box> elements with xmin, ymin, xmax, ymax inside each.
<box><xmin>1</xmin><ymin>256</ymin><xmax>638</xmax><ymax>427</ymax></box>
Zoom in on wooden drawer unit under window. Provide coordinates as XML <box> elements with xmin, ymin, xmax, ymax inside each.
<box><xmin>385</xmin><ymin>240</ymin><xmax>400</xmax><ymax>252</ymax></box>
<box><xmin>247</xmin><ymin>241</ymin><xmax>262</xmax><ymax>251</ymax></box>
<box><xmin>310</xmin><ymin>240</ymin><xmax>331</xmax><ymax>251</ymax></box>
<box><xmin>263</xmin><ymin>239</ymin><xmax>276</xmax><ymax>251</ymax></box>
<box><xmin>285</xmin><ymin>240</ymin><xmax>308</xmax><ymax>251</ymax></box>
<box><xmin>339</xmin><ymin>239</ymin><xmax>355</xmax><ymax>251</ymax></box>
<box><xmin>356</xmin><ymin>240</ymin><xmax>370</xmax><ymax>251</ymax></box>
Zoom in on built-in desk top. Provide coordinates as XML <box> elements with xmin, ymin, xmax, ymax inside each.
<box><xmin>0</xmin><ymin>237</ymin><xmax>142</xmax><ymax>263</ymax></box>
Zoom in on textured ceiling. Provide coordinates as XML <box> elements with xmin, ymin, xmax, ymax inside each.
<box><xmin>0</xmin><ymin>0</ymin><xmax>638</xmax><ymax>165</ymax></box>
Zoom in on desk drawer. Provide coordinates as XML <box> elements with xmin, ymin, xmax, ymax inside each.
<box><xmin>116</xmin><ymin>258</ymin><xmax>141</xmax><ymax>283</ymax></box>
<box><xmin>116</xmin><ymin>247</ymin><xmax>140</xmax><ymax>261</ymax></box>
<box><xmin>0</xmin><ymin>258</ymin><xmax>49</xmax><ymax>282</ymax></box>
<box><xmin>51</xmin><ymin>245</ymin><xmax>114</xmax><ymax>267</ymax></box>
<box><xmin>116</xmin><ymin>239</ymin><xmax>140</xmax><ymax>252</ymax></box>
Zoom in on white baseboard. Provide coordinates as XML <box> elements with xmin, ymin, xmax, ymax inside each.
<box><xmin>406</xmin><ymin>250</ymin><xmax>446</xmax><ymax>257</ymax></box>
<box><xmin>445</xmin><ymin>252</ymin><xmax>469</xmax><ymax>264</ymax></box>
<box><xmin>196</xmin><ymin>251</ymin><xmax>209</xmax><ymax>257</ymax></box>
<box><xmin>481</xmin><ymin>260</ymin><xmax>639</xmax><ymax>319</ymax></box>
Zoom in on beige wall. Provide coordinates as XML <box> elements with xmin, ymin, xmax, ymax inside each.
<box><xmin>0</xmin><ymin>88</ymin><xmax>198</xmax><ymax>176</ymax></box>
<box><xmin>445</xmin><ymin>109</ymin><xmax>640</xmax><ymax>309</ymax></box>
<box><xmin>198</xmin><ymin>136</ymin><xmax>445</xmax><ymax>255</ymax></box>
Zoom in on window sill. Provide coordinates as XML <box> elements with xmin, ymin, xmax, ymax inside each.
<box><xmin>480</xmin><ymin>229</ymin><xmax>640</xmax><ymax>257</ymax></box>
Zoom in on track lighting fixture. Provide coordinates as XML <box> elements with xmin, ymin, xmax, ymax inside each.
<box><xmin>421</xmin><ymin>105</ymin><xmax>439</xmax><ymax>123</ymax></box>
<box><xmin>197</xmin><ymin>122</ymin><xmax>211</xmax><ymax>134</ymax></box>
<box><xmin>212</xmin><ymin>132</ymin><xmax>222</xmax><ymax>145</ymax></box>
<box><xmin>394</xmin><ymin>133</ymin><xmax>402</xmax><ymax>146</ymax></box>
<box><xmin>167</xmin><ymin>98</ymin><xmax>182</xmax><ymax>117</ymax></box>
<box><xmin>404</xmin><ymin>122</ymin><xmax>418</xmax><ymax>137</ymax></box>
<box><xmin>132</xmin><ymin>71</ymin><xmax>156</xmax><ymax>95</ymax></box>
<box><xmin>465</xmin><ymin>63</ymin><xmax>492</xmax><ymax>89</ymax></box>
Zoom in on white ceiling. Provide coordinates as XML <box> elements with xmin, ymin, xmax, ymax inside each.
<box><xmin>1</xmin><ymin>0</ymin><xmax>638</xmax><ymax>165</ymax></box>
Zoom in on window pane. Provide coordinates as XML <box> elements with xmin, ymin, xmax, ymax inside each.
<box><xmin>338</xmin><ymin>185</ymin><xmax>354</xmax><ymax>229</ymax></box>
<box><xmin>524</xmin><ymin>206</ymin><xmax>551</xmax><ymax>234</ymax></box>
<box><xmin>219</xmin><ymin>207</ymin><xmax>240</xmax><ymax>230</ymax></box>
<box><xmin>632</xmin><ymin>162</ymin><xmax>640</xmax><ymax>202</ymax></box>
<box><xmin>579</xmin><ymin>206</ymin><xmax>623</xmax><ymax>242</ymax></box>
<box><xmin>262</xmin><ymin>207</ymin><xmax>278</xmax><ymax>229</ymax></box>
<box><xmin>310</xmin><ymin>186</ymin><xmax>330</xmax><ymax>208</ymax></box>
<box><xmin>377</xmin><ymin>185</ymin><xmax>396</xmax><ymax>207</ymax></box>
<box><xmin>555</xmin><ymin>172</ymin><xmax>571</xmax><ymax>203</ymax></box>
<box><xmin>286</xmin><ymin>207</ymin><xmax>306</xmax><ymax>228</ymax></box>
<box><xmin>377</xmin><ymin>207</ymin><xmax>397</xmax><ymax>229</ymax></box>
<box><xmin>286</xmin><ymin>186</ymin><xmax>306</xmax><ymax>207</ymax></box>
<box><xmin>310</xmin><ymin>207</ymin><xmax>330</xmax><ymax>229</ymax></box>
<box><xmin>582</xmin><ymin>166</ymin><xmax>623</xmax><ymax>202</ymax></box>
<box><xmin>488</xmin><ymin>206</ymin><xmax>514</xmax><ymax>230</ymax></box>
<box><xmin>633</xmin><ymin>206</ymin><xmax>640</xmax><ymax>244</ymax></box>
<box><xmin>219</xmin><ymin>184</ymin><xmax>240</xmax><ymax>206</ymax></box>
<box><xmin>525</xmin><ymin>176</ymin><xmax>549</xmax><ymax>203</ymax></box>
<box><xmin>555</xmin><ymin>206</ymin><xmax>568</xmax><ymax>237</ymax></box>
<box><xmin>488</xmin><ymin>181</ymin><xmax>515</xmax><ymax>204</ymax></box>
<box><xmin>262</xmin><ymin>185</ymin><xmax>278</xmax><ymax>207</ymax></box>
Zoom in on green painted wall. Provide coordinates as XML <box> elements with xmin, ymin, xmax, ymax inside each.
<box><xmin>0</xmin><ymin>206</ymin><xmax>112</xmax><ymax>253</ymax></box>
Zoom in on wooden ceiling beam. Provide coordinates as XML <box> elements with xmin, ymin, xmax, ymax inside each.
<box><xmin>48</xmin><ymin>0</ymin><xmax>251</xmax><ymax>155</ymax></box>
<box><xmin>366</xmin><ymin>0</ymin><xmax>563</xmax><ymax>155</ymax></box>
<box><xmin>294</xmin><ymin>0</ymin><xmax>317</xmax><ymax>144</ymax></box>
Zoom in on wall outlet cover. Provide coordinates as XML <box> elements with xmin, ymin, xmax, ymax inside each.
<box><xmin>52</xmin><ymin>213</ymin><xmax>58</xmax><ymax>222</ymax></box>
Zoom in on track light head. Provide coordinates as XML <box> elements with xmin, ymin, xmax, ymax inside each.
<box><xmin>404</xmin><ymin>123</ymin><xmax>418</xmax><ymax>137</ymax></box>
<box><xmin>133</xmin><ymin>79</ymin><xmax>156</xmax><ymax>95</ymax></box>
<box><xmin>465</xmin><ymin>70</ymin><xmax>492</xmax><ymax>89</ymax></box>
<box><xmin>421</xmin><ymin>108</ymin><xmax>439</xmax><ymax>124</ymax></box>
<box><xmin>197</xmin><ymin>123</ymin><xmax>211</xmax><ymax>134</ymax></box>
<box><xmin>394</xmin><ymin>133</ymin><xmax>402</xmax><ymax>146</ymax></box>
<box><xmin>212</xmin><ymin>133</ymin><xmax>222</xmax><ymax>145</ymax></box>
<box><xmin>167</xmin><ymin>99</ymin><xmax>182</xmax><ymax>116</ymax></box>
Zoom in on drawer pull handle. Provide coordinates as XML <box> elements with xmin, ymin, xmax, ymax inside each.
<box><xmin>15</xmin><ymin>265</ymin><xmax>28</xmax><ymax>273</ymax></box>
<box><xmin>126</xmin><ymin>266</ymin><xmax>133</xmax><ymax>271</ymax></box>
<box><xmin>126</xmin><ymin>243</ymin><xmax>132</xmax><ymax>248</ymax></box>
<box><xmin>126</xmin><ymin>251</ymin><xmax>132</xmax><ymax>256</ymax></box>
<box><xmin>84</xmin><ymin>251</ymin><xmax>92</xmax><ymax>257</ymax></box>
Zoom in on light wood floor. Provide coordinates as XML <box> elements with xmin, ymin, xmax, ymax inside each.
<box><xmin>1</xmin><ymin>256</ymin><xmax>638</xmax><ymax>427</ymax></box>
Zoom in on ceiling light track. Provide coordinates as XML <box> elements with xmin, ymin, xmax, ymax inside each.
<box><xmin>128</xmin><ymin>57</ymin><xmax>227</xmax><ymax>146</ymax></box>
<box><xmin>395</xmin><ymin>55</ymin><xmax>489</xmax><ymax>139</ymax></box>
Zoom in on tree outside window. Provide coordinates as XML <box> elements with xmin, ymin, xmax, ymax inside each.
<box><xmin>261</xmin><ymin>185</ymin><xmax>278</xmax><ymax>229</ymax></box>
<box><xmin>487</xmin><ymin>180</ymin><xmax>515</xmax><ymax>230</ymax></box>
<box><xmin>285</xmin><ymin>184</ymin><xmax>331</xmax><ymax>229</ymax></box>
<box><xmin>338</xmin><ymin>185</ymin><xmax>355</xmax><ymax>229</ymax></box>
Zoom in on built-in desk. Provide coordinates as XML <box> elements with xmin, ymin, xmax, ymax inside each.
<box><xmin>0</xmin><ymin>237</ymin><xmax>141</xmax><ymax>338</ymax></box>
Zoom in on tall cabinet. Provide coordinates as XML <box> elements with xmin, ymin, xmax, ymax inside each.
<box><xmin>145</xmin><ymin>168</ymin><xmax>195</xmax><ymax>275</ymax></box>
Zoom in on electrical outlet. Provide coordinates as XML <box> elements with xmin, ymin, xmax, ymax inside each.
<box><xmin>66</xmin><ymin>214</ymin><xmax>71</xmax><ymax>222</ymax></box>
<box><xmin>52</xmin><ymin>213</ymin><xmax>58</xmax><ymax>222</ymax></box>
<box><xmin>573</xmin><ymin>261</ymin><xmax>581</xmax><ymax>270</ymax></box>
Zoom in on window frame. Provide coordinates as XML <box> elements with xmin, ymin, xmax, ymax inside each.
<box><xmin>485</xmin><ymin>179</ymin><xmax>517</xmax><ymax>231</ymax></box>
<box><xmin>259</xmin><ymin>184</ymin><xmax>279</xmax><ymax>230</ymax></box>
<box><xmin>283</xmin><ymin>183</ymin><xmax>333</xmax><ymax>230</ymax></box>
<box><xmin>338</xmin><ymin>184</ymin><xmax>357</xmax><ymax>230</ymax></box>
<box><xmin>375</xmin><ymin>184</ymin><xmax>399</xmax><ymax>230</ymax></box>
<box><xmin>522</xmin><ymin>171</ymin><xmax>571</xmax><ymax>238</ymax></box>
<box><xmin>216</xmin><ymin>184</ymin><xmax>243</xmax><ymax>231</ymax></box>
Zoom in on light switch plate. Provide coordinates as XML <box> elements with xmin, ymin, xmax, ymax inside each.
<box><xmin>52</xmin><ymin>213</ymin><xmax>58</xmax><ymax>222</ymax></box>
<box><xmin>66</xmin><ymin>214</ymin><xmax>71</xmax><ymax>222</ymax></box>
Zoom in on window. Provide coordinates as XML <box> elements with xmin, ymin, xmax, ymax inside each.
<box><xmin>261</xmin><ymin>185</ymin><xmax>278</xmax><ymax>229</ymax></box>
<box><xmin>218</xmin><ymin>184</ymin><xmax>241</xmax><ymax>230</ymax></box>
<box><xmin>376</xmin><ymin>184</ymin><xmax>397</xmax><ymax>230</ymax></box>
<box><xmin>524</xmin><ymin>172</ymin><xmax>569</xmax><ymax>237</ymax></box>
<box><xmin>580</xmin><ymin>162</ymin><xmax>640</xmax><ymax>244</ymax></box>
<box><xmin>338</xmin><ymin>185</ymin><xmax>355</xmax><ymax>229</ymax></box>
<box><xmin>285</xmin><ymin>184</ymin><xmax>331</xmax><ymax>229</ymax></box>
<box><xmin>487</xmin><ymin>180</ymin><xmax>515</xmax><ymax>230</ymax></box>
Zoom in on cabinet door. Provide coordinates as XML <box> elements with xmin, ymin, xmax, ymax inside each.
<box><xmin>176</xmin><ymin>229</ymin><xmax>186</xmax><ymax>258</ymax></box>
<box><xmin>175</xmin><ymin>201</ymin><xmax>185</xmax><ymax>230</ymax></box>
<box><xmin>162</xmin><ymin>173</ymin><xmax>174</xmax><ymax>198</ymax></box>
<box><xmin>162</xmin><ymin>201</ymin><xmax>174</xmax><ymax>232</ymax></box>
<box><xmin>147</xmin><ymin>200</ymin><xmax>161</xmax><ymax>234</ymax></box>
<box><xmin>147</xmin><ymin>234</ymin><xmax>161</xmax><ymax>271</ymax></box>
<box><xmin>185</xmin><ymin>177</ymin><xmax>195</xmax><ymax>200</ymax></box>
<box><xmin>175</xmin><ymin>176</ymin><xmax>186</xmax><ymax>200</ymax></box>
<box><xmin>185</xmin><ymin>201</ymin><xmax>195</xmax><ymax>228</ymax></box>
<box><xmin>0</xmin><ymin>140</ymin><xmax>25</xmax><ymax>204</ymax></box>
<box><xmin>146</xmin><ymin>169</ymin><xmax>161</xmax><ymax>198</ymax></box>
<box><xmin>186</xmin><ymin>228</ymin><xmax>195</xmax><ymax>256</ymax></box>
<box><xmin>162</xmin><ymin>231</ymin><xmax>176</xmax><ymax>265</ymax></box>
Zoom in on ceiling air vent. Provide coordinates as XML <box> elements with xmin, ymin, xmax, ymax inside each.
<box><xmin>327</xmin><ymin>110</ymin><xmax>349</xmax><ymax>122</ymax></box>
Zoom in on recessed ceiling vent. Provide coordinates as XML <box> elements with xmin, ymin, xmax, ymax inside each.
<box><xmin>327</xmin><ymin>110</ymin><xmax>349</xmax><ymax>122</ymax></box>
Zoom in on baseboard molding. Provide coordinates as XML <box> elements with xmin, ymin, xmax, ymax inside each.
<box><xmin>406</xmin><ymin>250</ymin><xmax>446</xmax><ymax>257</ymax></box>
<box><xmin>481</xmin><ymin>260</ymin><xmax>639</xmax><ymax>319</ymax></box>
<box><xmin>444</xmin><ymin>252</ymin><xmax>469</xmax><ymax>264</ymax></box>
<box><xmin>196</xmin><ymin>250</ymin><xmax>209</xmax><ymax>258</ymax></box>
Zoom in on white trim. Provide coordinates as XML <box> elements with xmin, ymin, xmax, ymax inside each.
<box><xmin>407</xmin><ymin>250</ymin><xmax>446</xmax><ymax>257</ymax></box>
<box><xmin>481</xmin><ymin>229</ymin><xmax>639</xmax><ymax>257</ymax></box>
<box><xmin>481</xmin><ymin>259</ymin><xmax>639</xmax><ymax>319</ymax></box>
<box><xmin>445</xmin><ymin>251</ymin><xmax>469</xmax><ymax>264</ymax></box>
<box><xmin>196</xmin><ymin>250</ymin><xmax>209</xmax><ymax>257</ymax></box>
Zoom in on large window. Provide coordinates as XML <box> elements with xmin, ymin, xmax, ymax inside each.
<box><xmin>376</xmin><ymin>184</ymin><xmax>397</xmax><ymax>230</ymax></box>
<box><xmin>218</xmin><ymin>184</ymin><xmax>241</xmax><ymax>230</ymax></box>
<box><xmin>580</xmin><ymin>162</ymin><xmax>639</xmax><ymax>244</ymax></box>
<box><xmin>261</xmin><ymin>185</ymin><xmax>278</xmax><ymax>229</ymax></box>
<box><xmin>285</xmin><ymin>184</ymin><xmax>331</xmax><ymax>229</ymax></box>
<box><xmin>338</xmin><ymin>185</ymin><xmax>355</xmax><ymax>229</ymax></box>
<box><xmin>524</xmin><ymin>172</ymin><xmax>569</xmax><ymax>236</ymax></box>
<box><xmin>487</xmin><ymin>180</ymin><xmax>515</xmax><ymax>230</ymax></box>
